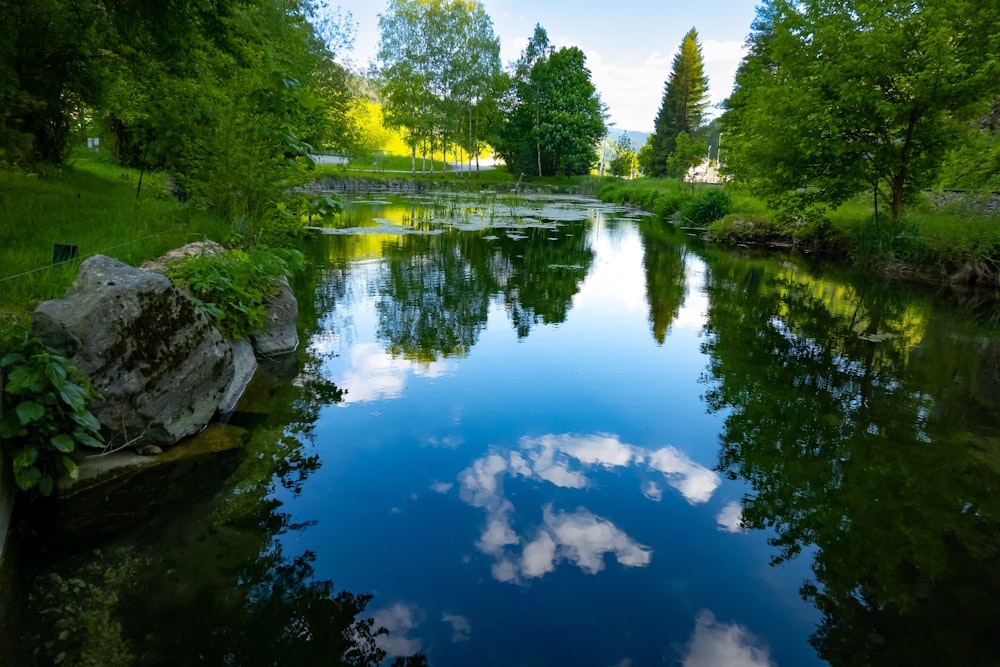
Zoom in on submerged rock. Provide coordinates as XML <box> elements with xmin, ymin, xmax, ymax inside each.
<box><xmin>32</xmin><ymin>254</ymin><xmax>236</xmax><ymax>447</ymax></box>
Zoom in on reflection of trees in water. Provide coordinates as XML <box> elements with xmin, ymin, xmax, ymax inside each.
<box><xmin>19</xmin><ymin>340</ymin><xmax>423</xmax><ymax>665</ymax></box>
<box><xmin>492</xmin><ymin>223</ymin><xmax>593</xmax><ymax>338</ymax></box>
<box><xmin>372</xmin><ymin>221</ymin><xmax>594</xmax><ymax>358</ymax></box>
<box><xmin>637</xmin><ymin>221</ymin><xmax>687</xmax><ymax>344</ymax></box>
<box><xmin>700</xmin><ymin>254</ymin><xmax>1000</xmax><ymax>665</ymax></box>
<box><xmin>377</xmin><ymin>232</ymin><xmax>495</xmax><ymax>360</ymax></box>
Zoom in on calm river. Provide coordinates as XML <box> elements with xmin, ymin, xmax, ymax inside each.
<box><xmin>14</xmin><ymin>191</ymin><xmax>1000</xmax><ymax>665</ymax></box>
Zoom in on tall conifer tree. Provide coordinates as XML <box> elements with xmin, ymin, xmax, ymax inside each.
<box><xmin>645</xmin><ymin>28</ymin><xmax>709</xmax><ymax>178</ymax></box>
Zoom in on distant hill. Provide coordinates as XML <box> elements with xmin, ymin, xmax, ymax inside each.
<box><xmin>606</xmin><ymin>127</ymin><xmax>651</xmax><ymax>150</ymax></box>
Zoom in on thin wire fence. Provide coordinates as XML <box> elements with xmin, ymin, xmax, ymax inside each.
<box><xmin>0</xmin><ymin>230</ymin><xmax>205</xmax><ymax>284</ymax></box>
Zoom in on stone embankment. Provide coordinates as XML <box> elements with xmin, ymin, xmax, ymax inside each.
<box><xmin>303</xmin><ymin>175</ymin><xmax>596</xmax><ymax>196</ymax></box>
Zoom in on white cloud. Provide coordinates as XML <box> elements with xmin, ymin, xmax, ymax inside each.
<box><xmin>371</xmin><ymin>602</ymin><xmax>424</xmax><ymax>658</ymax></box>
<box><xmin>521</xmin><ymin>530</ymin><xmax>558</xmax><ymax>578</ymax></box>
<box><xmin>430</xmin><ymin>481</ymin><xmax>453</xmax><ymax>494</ymax></box>
<box><xmin>682</xmin><ymin>610</ymin><xmax>776</xmax><ymax>667</ymax></box>
<box><xmin>455</xmin><ymin>432</ymin><xmax>728</xmax><ymax>583</ymax></box>
<box><xmin>458</xmin><ymin>453</ymin><xmax>510</xmax><ymax>510</ymax></box>
<box><xmin>642</xmin><ymin>480</ymin><xmax>663</xmax><ymax>502</ymax></box>
<box><xmin>441</xmin><ymin>613</ymin><xmax>471</xmax><ymax>643</ymax></box>
<box><xmin>543</xmin><ymin>505</ymin><xmax>652</xmax><ymax>574</ymax></box>
<box><xmin>716</xmin><ymin>501</ymin><xmax>745</xmax><ymax>533</ymax></box>
<box><xmin>647</xmin><ymin>446</ymin><xmax>721</xmax><ymax>505</ymax></box>
<box><xmin>339</xmin><ymin>342</ymin><xmax>451</xmax><ymax>404</ymax></box>
<box><xmin>530</xmin><ymin>433</ymin><xmax>635</xmax><ymax>468</ymax></box>
<box><xmin>476</xmin><ymin>503</ymin><xmax>520</xmax><ymax>557</ymax></box>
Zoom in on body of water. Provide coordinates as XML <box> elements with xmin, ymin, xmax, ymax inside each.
<box><xmin>14</xmin><ymin>192</ymin><xmax>1000</xmax><ymax>666</ymax></box>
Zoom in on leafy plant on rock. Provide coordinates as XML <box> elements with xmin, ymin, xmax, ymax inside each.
<box><xmin>0</xmin><ymin>333</ymin><xmax>105</xmax><ymax>495</ymax></box>
<box><xmin>166</xmin><ymin>246</ymin><xmax>305</xmax><ymax>339</ymax></box>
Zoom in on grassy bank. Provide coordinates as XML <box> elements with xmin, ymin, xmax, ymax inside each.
<box><xmin>316</xmin><ymin>157</ymin><xmax>606</xmax><ymax>193</ymax></box>
<box><xmin>597</xmin><ymin>177</ymin><xmax>1000</xmax><ymax>290</ymax></box>
<box><xmin>0</xmin><ymin>150</ymin><xmax>231</xmax><ymax>324</ymax></box>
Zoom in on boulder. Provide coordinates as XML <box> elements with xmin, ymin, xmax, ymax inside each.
<box><xmin>251</xmin><ymin>275</ymin><xmax>299</xmax><ymax>357</ymax></box>
<box><xmin>32</xmin><ymin>255</ymin><xmax>235</xmax><ymax>447</ymax></box>
<box><xmin>139</xmin><ymin>240</ymin><xmax>225</xmax><ymax>274</ymax></box>
<box><xmin>219</xmin><ymin>337</ymin><xmax>258</xmax><ymax>413</ymax></box>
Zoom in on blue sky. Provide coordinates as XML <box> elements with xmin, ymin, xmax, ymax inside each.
<box><xmin>326</xmin><ymin>0</ymin><xmax>760</xmax><ymax>132</ymax></box>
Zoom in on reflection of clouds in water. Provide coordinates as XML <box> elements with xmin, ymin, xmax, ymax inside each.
<box><xmin>339</xmin><ymin>343</ymin><xmax>450</xmax><ymax>404</ymax></box>
<box><xmin>441</xmin><ymin>613</ymin><xmax>471</xmax><ymax>643</ymax></box>
<box><xmin>542</xmin><ymin>505</ymin><xmax>651</xmax><ymax>574</ymax></box>
<box><xmin>682</xmin><ymin>610</ymin><xmax>776</xmax><ymax>667</ymax></box>
<box><xmin>459</xmin><ymin>453</ymin><xmax>509</xmax><ymax>510</ymax></box>
<box><xmin>483</xmin><ymin>505</ymin><xmax>651</xmax><ymax>584</ymax></box>
<box><xmin>716</xmin><ymin>501</ymin><xmax>745</xmax><ymax>533</ymax></box>
<box><xmin>370</xmin><ymin>602</ymin><xmax>424</xmax><ymax>658</ymax></box>
<box><xmin>427</xmin><ymin>435</ymin><xmax>465</xmax><ymax>449</ymax></box>
<box><xmin>642</xmin><ymin>480</ymin><xmax>663</xmax><ymax>502</ymax></box>
<box><xmin>524</xmin><ymin>433</ymin><xmax>635</xmax><ymax>468</ymax></box>
<box><xmin>455</xmin><ymin>433</ymin><xmax>725</xmax><ymax>583</ymax></box>
<box><xmin>646</xmin><ymin>446</ymin><xmax>721</xmax><ymax>505</ymax></box>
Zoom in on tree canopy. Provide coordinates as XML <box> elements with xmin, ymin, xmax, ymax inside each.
<box><xmin>494</xmin><ymin>25</ymin><xmax>607</xmax><ymax>177</ymax></box>
<box><xmin>644</xmin><ymin>28</ymin><xmax>710</xmax><ymax>178</ymax></box>
<box><xmin>723</xmin><ymin>0</ymin><xmax>1000</xmax><ymax>222</ymax></box>
<box><xmin>376</xmin><ymin>0</ymin><xmax>502</xmax><ymax>175</ymax></box>
<box><xmin>0</xmin><ymin>0</ymin><xmax>359</xmax><ymax>221</ymax></box>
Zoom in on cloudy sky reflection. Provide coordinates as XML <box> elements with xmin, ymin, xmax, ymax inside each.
<box><xmin>682</xmin><ymin>610</ymin><xmax>777</xmax><ymax>667</ymax></box>
<box><xmin>453</xmin><ymin>432</ymin><xmax>724</xmax><ymax>583</ymax></box>
<box><xmin>338</xmin><ymin>342</ymin><xmax>451</xmax><ymax>404</ymax></box>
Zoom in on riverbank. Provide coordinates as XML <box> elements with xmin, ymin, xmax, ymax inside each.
<box><xmin>595</xmin><ymin>178</ymin><xmax>1000</xmax><ymax>294</ymax></box>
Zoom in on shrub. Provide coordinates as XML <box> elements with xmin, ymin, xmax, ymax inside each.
<box><xmin>0</xmin><ymin>331</ymin><xmax>105</xmax><ymax>495</ymax></box>
<box><xmin>166</xmin><ymin>246</ymin><xmax>305</xmax><ymax>339</ymax></box>
<box><xmin>679</xmin><ymin>189</ymin><xmax>732</xmax><ymax>227</ymax></box>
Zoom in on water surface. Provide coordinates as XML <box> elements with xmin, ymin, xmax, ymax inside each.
<box><xmin>17</xmin><ymin>192</ymin><xmax>1000</xmax><ymax>666</ymax></box>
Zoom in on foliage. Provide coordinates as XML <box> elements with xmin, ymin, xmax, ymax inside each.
<box><xmin>166</xmin><ymin>246</ymin><xmax>305</xmax><ymax>339</ymax></box>
<box><xmin>0</xmin><ymin>0</ymin><xmax>356</xmax><ymax>223</ymax></box>
<box><xmin>495</xmin><ymin>25</ymin><xmax>607</xmax><ymax>177</ymax></box>
<box><xmin>679</xmin><ymin>188</ymin><xmax>732</xmax><ymax>226</ymax></box>
<box><xmin>0</xmin><ymin>330</ymin><xmax>104</xmax><ymax>496</ymax></box>
<box><xmin>665</xmin><ymin>132</ymin><xmax>708</xmax><ymax>181</ymax></box>
<box><xmin>644</xmin><ymin>28</ymin><xmax>710</xmax><ymax>178</ymax></box>
<box><xmin>376</xmin><ymin>0</ymin><xmax>503</xmax><ymax>176</ymax></box>
<box><xmin>724</xmin><ymin>0</ymin><xmax>1000</xmax><ymax>223</ymax></box>
<box><xmin>596</xmin><ymin>178</ymin><xmax>691</xmax><ymax>220</ymax></box>
<box><xmin>608</xmin><ymin>133</ymin><xmax>638</xmax><ymax>179</ymax></box>
<box><xmin>937</xmin><ymin>117</ymin><xmax>1000</xmax><ymax>190</ymax></box>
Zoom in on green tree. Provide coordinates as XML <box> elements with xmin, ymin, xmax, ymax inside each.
<box><xmin>377</xmin><ymin>0</ymin><xmax>502</xmax><ymax>176</ymax></box>
<box><xmin>664</xmin><ymin>132</ymin><xmax>708</xmax><ymax>182</ymax></box>
<box><xmin>724</xmin><ymin>0</ymin><xmax>1000</xmax><ymax>223</ymax></box>
<box><xmin>609</xmin><ymin>133</ymin><xmax>638</xmax><ymax>179</ymax></box>
<box><xmin>496</xmin><ymin>28</ymin><xmax>606</xmax><ymax>177</ymax></box>
<box><xmin>645</xmin><ymin>28</ymin><xmax>710</xmax><ymax>178</ymax></box>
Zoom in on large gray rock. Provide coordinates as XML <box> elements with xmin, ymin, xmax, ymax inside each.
<box><xmin>32</xmin><ymin>255</ymin><xmax>236</xmax><ymax>446</ymax></box>
<box><xmin>219</xmin><ymin>337</ymin><xmax>257</xmax><ymax>413</ymax></box>
<box><xmin>251</xmin><ymin>275</ymin><xmax>299</xmax><ymax>356</ymax></box>
<box><xmin>139</xmin><ymin>240</ymin><xmax>225</xmax><ymax>274</ymax></box>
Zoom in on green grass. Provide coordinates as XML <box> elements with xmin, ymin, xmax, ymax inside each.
<box><xmin>314</xmin><ymin>158</ymin><xmax>605</xmax><ymax>193</ymax></box>
<box><xmin>0</xmin><ymin>149</ymin><xmax>231</xmax><ymax>323</ymax></box>
<box><xmin>598</xmin><ymin>177</ymin><xmax>1000</xmax><ymax>285</ymax></box>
